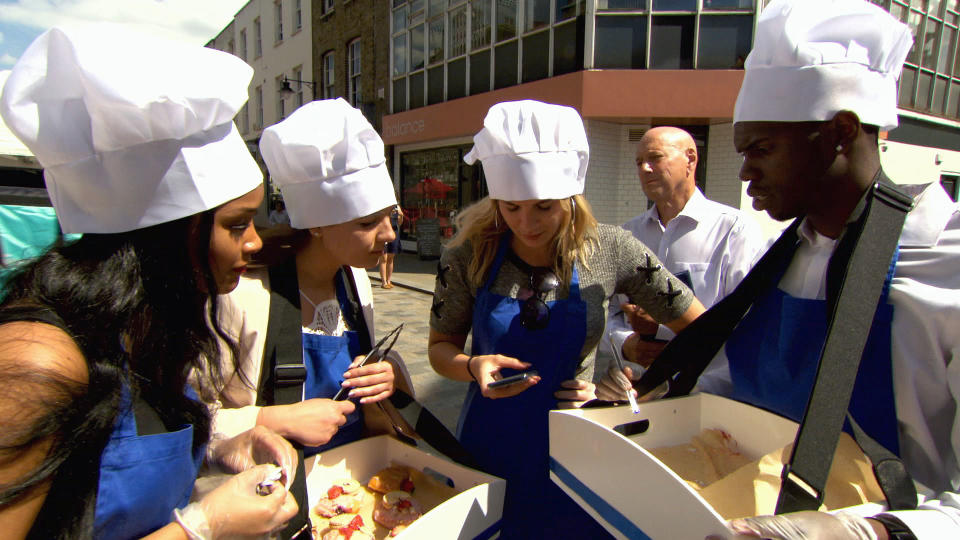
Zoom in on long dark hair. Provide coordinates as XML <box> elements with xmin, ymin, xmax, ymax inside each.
<box><xmin>0</xmin><ymin>208</ymin><xmax>237</xmax><ymax>539</ymax></box>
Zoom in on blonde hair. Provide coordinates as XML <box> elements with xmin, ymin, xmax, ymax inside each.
<box><xmin>448</xmin><ymin>195</ymin><xmax>599</xmax><ymax>287</ymax></box>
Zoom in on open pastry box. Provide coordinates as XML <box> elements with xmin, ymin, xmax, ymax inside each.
<box><xmin>548</xmin><ymin>393</ymin><xmax>801</xmax><ymax>540</ymax></box>
<box><xmin>305</xmin><ymin>435</ymin><xmax>505</xmax><ymax>539</ymax></box>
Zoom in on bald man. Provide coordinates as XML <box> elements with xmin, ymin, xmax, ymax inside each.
<box><xmin>599</xmin><ymin>127</ymin><xmax>767</xmax><ymax>393</ymax></box>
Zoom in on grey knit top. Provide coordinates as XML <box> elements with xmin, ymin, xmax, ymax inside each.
<box><xmin>429</xmin><ymin>223</ymin><xmax>695</xmax><ymax>381</ymax></box>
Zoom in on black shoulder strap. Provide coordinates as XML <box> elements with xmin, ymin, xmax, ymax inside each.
<box><xmin>258</xmin><ymin>261</ymin><xmax>312</xmax><ymax>540</ymax></box>
<box><xmin>776</xmin><ymin>175</ymin><xmax>917</xmax><ymax>513</ymax></box>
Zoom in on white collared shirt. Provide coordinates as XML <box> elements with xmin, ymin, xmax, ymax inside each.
<box><xmin>607</xmin><ymin>188</ymin><xmax>768</xmax><ymax>352</ymax></box>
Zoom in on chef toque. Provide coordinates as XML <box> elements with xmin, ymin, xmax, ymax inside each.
<box><xmin>0</xmin><ymin>25</ymin><xmax>263</xmax><ymax>234</ymax></box>
<box><xmin>733</xmin><ymin>0</ymin><xmax>913</xmax><ymax>132</ymax></box>
<box><xmin>464</xmin><ymin>100</ymin><xmax>588</xmax><ymax>201</ymax></box>
<box><xmin>259</xmin><ymin>99</ymin><xmax>397</xmax><ymax>229</ymax></box>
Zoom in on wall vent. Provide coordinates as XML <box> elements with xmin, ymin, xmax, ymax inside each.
<box><xmin>627</xmin><ymin>126</ymin><xmax>650</xmax><ymax>142</ymax></box>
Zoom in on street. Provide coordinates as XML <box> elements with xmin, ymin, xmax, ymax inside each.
<box><xmin>369</xmin><ymin>283</ymin><xmax>467</xmax><ymax>433</ymax></box>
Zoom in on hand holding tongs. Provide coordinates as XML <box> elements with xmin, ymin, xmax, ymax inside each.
<box><xmin>608</xmin><ymin>330</ymin><xmax>641</xmax><ymax>414</ymax></box>
<box><xmin>332</xmin><ymin>323</ymin><xmax>404</xmax><ymax>401</ymax></box>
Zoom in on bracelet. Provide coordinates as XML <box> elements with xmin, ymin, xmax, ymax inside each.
<box><xmin>465</xmin><ymin>355</ymin><xmax>479</xmax><ymax>383</ymax></box>
<box><xmin>173</xmin><ymin>503</ymin><xmax>213</xmax><ymax>540</ymax></box>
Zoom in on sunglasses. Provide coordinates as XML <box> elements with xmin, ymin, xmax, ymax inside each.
<box><xmin>517</xmin><ymin>268</ymin><xmax>560</xmax><ymax>330</ymax></box>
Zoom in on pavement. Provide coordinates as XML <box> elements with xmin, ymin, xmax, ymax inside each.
<box><xmin>365</xmin><ymin>251</ymin><xmax>469</xmax><ymax>433</ymax></box>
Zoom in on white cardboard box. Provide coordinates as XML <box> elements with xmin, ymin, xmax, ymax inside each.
<box><xmin>548</xmin><ymin>393</ymin><xmax>800</xmax><ymax>540</ymax></box>
<box><xmin>305</xmin><ymin>435</ymin><xmax>505</xmax><ymax>539</ymax></box>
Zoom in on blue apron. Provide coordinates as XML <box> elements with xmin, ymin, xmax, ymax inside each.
<box><xmin>457</xmin><ymin>241</ymin><xmax>612</xmax><ymax>539</ymax></box>
<box><xmin>301</xmin><ymin>272</ymin><xmax>365</xmax><ymax>456</ymax></box>
<box><xmin>725</xmin><ymin>252</ymin><xmax>900</xmax><ymax>454</ymax></box>
<box><xmin>94</xmin><ymin>389</ymin><xmax>205</xmax><ymax>540</ymax></box>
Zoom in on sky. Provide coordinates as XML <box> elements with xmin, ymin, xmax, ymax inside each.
<box><xmin>0</xmin><ymin>0</ymin><xmax>251</xmax><ymax>68</ymax></box>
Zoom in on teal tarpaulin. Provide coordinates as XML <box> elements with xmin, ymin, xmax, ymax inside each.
<box><xmin>0</xmin><ymin>205</ymin><xmax>81</xmax><ymax>294</ymax></box>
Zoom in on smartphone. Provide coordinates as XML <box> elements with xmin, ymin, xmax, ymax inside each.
<box><xmin>487</xmin><ymin>370</ymin><xmax>538</xmax><ymax>389</ymax></box>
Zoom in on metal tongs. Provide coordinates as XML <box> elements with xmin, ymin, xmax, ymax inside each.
<box><xmin>332</xmin><ymin>323</ymin><xmax>404</xmax><ymax>401</ymax></box>
<box><xmin>608</xmin><ymin>330</ymin><xmax>641</xmax><ymax>414</ymax></box>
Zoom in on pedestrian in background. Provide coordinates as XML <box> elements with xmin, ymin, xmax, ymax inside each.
<box><xmin>379</xmin><ymin>204</ymin><xmax>403</xmax><ymax>288</ymax></box>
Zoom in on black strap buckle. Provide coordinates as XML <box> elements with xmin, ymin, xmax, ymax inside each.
<box><xmin>275</xmin><ymin>363</ymin><xmax>307</xmax><ymax>386</ymax></box>
<box><xmin>874</xmin><ymin>182</ymin><xmax>914</xmax><ymax>213</ymax></box>
<box><xmin>776</xmin><ymin>464</ymin><xmax>823</xmax><ymax>513</ymax></box>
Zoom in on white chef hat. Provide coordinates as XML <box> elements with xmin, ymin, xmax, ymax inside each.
<box><xmin>0</xmin><ymin>25</ymin><xmax>263</xmax><ymax>234</ymax></box>
<box><xmin>733</xmin><ymin>0</ymin><xmax>913</xmax><ymax>132</ymax></box>
<box><xmin>259</xmin><ymin>99</ymin><xmax>397</xmax><ymax>229</ymax></box>
<box><xmin>464</xmin><ymin>100</ymin><xmax>588</xmax><ymax>201</ymax></box>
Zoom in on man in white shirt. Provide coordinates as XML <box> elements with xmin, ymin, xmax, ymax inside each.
<box><xmin>604</xmin><ymin>1</ymin><xmax>960</xmax><ymax>537</ymax></box>
<box><xmin>602</xmin><ymin>126</ymin><xmax>765</xmax><ymax>372</ymax></box>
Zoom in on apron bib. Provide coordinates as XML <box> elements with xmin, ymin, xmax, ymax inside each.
<box><xmin>302</xmin><ymin>272</ymin><xmax>366</xmax><ymax>456</ymax></box>
<box><xmin>725</xmin><ymin>254</ymin><xmax>900</xmax><ymax>454</ymax></box>
<box><xmin>94</xmin><ymin>389</ymin><xmax>204</xmax><ymax>540</ymax></box>
<box><xmin>457</xmin><ymin>241</ymin><xmax>611</xmax><ymax>538</ymax></box>
<box><xmin>302</xmin><ymin>328</ymin><xmax>364</xmax><ymax>455</ymax></box>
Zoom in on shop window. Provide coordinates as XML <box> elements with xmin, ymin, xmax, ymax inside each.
<box><xmin>412</xmin><ymin>24</ymin><xmax>425</xmax><ymax>71</ymax></box>
<box><xmin>941</xmin><ymin>174</ymin><xmax>959</xmax><ymax>201</ymax></box>
<box><xmin>595</xmin><ymin>15</ymin><xmax>647</xmax><ymax>69</ymax></box>
<box><xmin>448</xmin><ymin>58</ymin><xmax>467</xmax><ymax>99</ymax></box>
<box><xmin>922</xmin><ymin>18</ymin><xmax>942</xmax><ymax>70</ymax></box>
<box><xmin>410</xmin><ymin>71</ymin><xmax>425</xmax><ymax>109</ymax></box>
<box><xmin>553</xmin><ymin>20</ymin><xmax>581</xmax><ymax>75</ymax></box>
<box><xmin>470</xmin><ymin>50</ymin><xmax>491</xmax><ymax>94</ymax></box>
<box><xmin>525</xmin><ymin>0</ymin><xmax>551</xmax><ymax>32</ymax></box>
<box><xmin>494</xmin><ymin>40</ymin><xmax>519</xmax><ymax>89</ymax></box>
<box><xmin>428</xmin><ymin>65</ymin><xmax>445</xmax><ymax>104</ymax></box>
<box><xmin>522</xmin><ymin>30</ymin><xmax>550</xmax><ymax>83</ymax></box>
<box><xmin>650</xmin><ymin>15</ymin><xmax>694</xmax><ymax>69</ymax></box>
<box><xmin>938</xmin><ymin>24</ymin><xmax>956</xmax><ymax>74</ymax></box>
<box><xmin>697</xmin><ymin>15</ymin><xmax>752</xmax><ymax>69</ymax></box>
<box><xmin>899</xmin><ymin>65</ymin><xmax>917</xmax><ymax>107</ymax></box>
<box><xmin>393</xmin><ymin>78</ymin><xmax>407</xmax><ymax>113</ymax></box>
<box><xmin>496</xmin><ymin>0</ymin><xmax>518</xmax><ymax>42</ymax></box>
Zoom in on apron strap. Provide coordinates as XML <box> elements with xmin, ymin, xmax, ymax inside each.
<box><xmin>777</xmin><ymin>173</ymin><xmax>916</xmax><ymax>513</ymax></box>
<box><xmin>259</xmin><ymin>261</ymin><xmax>312</xmax><ymax>540</ymax></box>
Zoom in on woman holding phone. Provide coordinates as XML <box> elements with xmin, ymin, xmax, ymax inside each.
<box><xmin>0</xmin><ymin>26</ymin><xmax>297</xmax><ymax>539</ymax></box>
<box><xmin>428</xmin><ymin>100</ymin><xmax>705</xmax><ymax>537</ymax></box>
<box><xmin>201</xmin><ymin>99</ymin><xmax>407</xmax><ymax>453</ymax></box>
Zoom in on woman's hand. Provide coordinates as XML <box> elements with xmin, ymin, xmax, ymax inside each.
<box><xmin>596</xmin><ymin>361</ymin><xmax>642</xmax><ymax>401</ymax></box>
<box><xmin>473</xmin><ymin>354</ymin><xmax>540</xmax><ymax>398</ymax></box>
<box><xmin>258</xmin><ymin>399</ymin><xmax>356</xmax><ymax>447</ymax></box>
<box><xmin>194</xmin><ymin>464</ymin><xmax>299</xmax><ymax>539</ymax></box>
<box><xmin>206</xmin><ymin>425</ymin><xmax>297</xmax><ymax>487</ymax></box>
<box><xmin>555</xmin><ymin>379</ymin><xmax>597</xmax><ymax>408</ymax></box>
<box><xmin>340</xmin><ymin>357</ymin><xmax>395</xmax><ymax>404</ymax></box>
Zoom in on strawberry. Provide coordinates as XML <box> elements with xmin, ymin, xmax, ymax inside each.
<box><xmin>327</xmin><ymin>485</ymin><xmax>344</xmax><ymax>499</ymax></box>
<box><xmin>348</xmin><ymin>515</ymin><xmax>364</xmax><ymax>530</ymax></box>
<box><xmin>401</xmin><ymin>478</ymin><xmax>414</xmax><ymax>493</ymax></box>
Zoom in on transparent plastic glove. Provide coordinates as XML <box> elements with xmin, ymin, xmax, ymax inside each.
<box><xmin>724</xmin><ymin>511</ymin><xmax>879</xmax><ymax>540</ymax></box>
<box><xmin>596</xmin><ymin>360</ymin><xmax>643</xmax><ymax>401</ymax></box>
<box><xmin>207</xmin><ymin>425</ymin><xmax>297</xmax><ymax>488</ymax></box>
<box><xmin>188</xmin><ymin>464</ymin><xmax>299</xmax><ymax>539</ymax></box>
